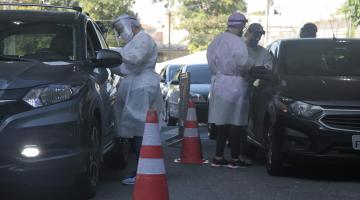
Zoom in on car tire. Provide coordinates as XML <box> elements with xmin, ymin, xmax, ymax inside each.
<box><xmin>104</xmin><ymin>138</ymin><xmax>130</xmax><ymax>170</ymax></box>
<box><xmin>265</xmin><ymin>122</ymin><xmax>284</xmax><ymax>176</ymax></box>
<box><xmin>165</xmin><ymin>102</ymin><xmax>177</xmax><ymax>126</ymax></box>
<box><xmin>76</xmin><ymin>117</ymin><xmax>101</xmax><ymax>199</ymax></box>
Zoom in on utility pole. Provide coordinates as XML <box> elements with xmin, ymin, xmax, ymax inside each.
<box><xmin>168</xmin><ymin>10</ymin><xmax>171</xmax><ymax>60</ymax></box>
<box><xmin>167</xmin><ymin>0</ymin><xmax>172</xmax><ymax>61</ymax></box>
<box><xmin>265</xmin><ymin>0</ymin><xmax>270</xmax><ymax>45</ymax></box>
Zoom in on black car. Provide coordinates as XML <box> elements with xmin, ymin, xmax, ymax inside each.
<box><xmin>164</xmin><ymin>63</ymin><xmax>211</xmax><ymax>125</ymax></box>
<box><xmin>248</xmin><ymin>38</ymin><xmax>360</xmax><ymax>176</ymax></box>
<box><xmin>159</xmin><ymin>63</ymin><xmax>181</xmax><ymax>99</ymax></box>
<box><xmin>0</xmin><ymin>4</ymin><xmax>127</xmax><ymax>198</ymax></box>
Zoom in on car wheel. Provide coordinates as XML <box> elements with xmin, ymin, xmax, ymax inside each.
<box><xmin>104</xmin><ymin>138</ymin><xmax>130</xmax><ymax>169</ymax></box>
<box><xmin>166</xmin><ymin>102</ymin><xmax>177</xmax><ymax>126</ymax></box>
<box><xmin>265</xmin><ymin>122</ymin><xmax>284</xmax><ymax>176</ymax></box>
<box><xmin>77</xmin><ymin>118</ymin><xmax>101</xmax><ymax>198</ymax></box>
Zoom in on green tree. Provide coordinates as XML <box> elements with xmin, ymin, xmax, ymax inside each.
<box><xmin>77</xmin><ymin>0</ymin><xmax>135</xmax><ymax>20</ymax></box>
<box><xmin>342</xmin><ymin>0</ymin><xmax>360</xmax><ymax>37</ymax></box>
<box><xmin>154</xmin><ymin>0</ymin><xmax>246</xmax><ymax>52</ymax></box>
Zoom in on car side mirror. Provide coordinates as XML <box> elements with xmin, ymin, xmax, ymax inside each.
<box><xmin>93</xmin><ymin>49</ymin><xmax>122</xmax><ymax>68</ymax></box>
<box><xmin>169</xmin><ymin>79</ymin><xmax>179</xmax><ymax>85</ymax></box>
<box><xmin>250</xmin><ymin>66</ymin><xmax>274</xmax><ymax>81</ymax></box>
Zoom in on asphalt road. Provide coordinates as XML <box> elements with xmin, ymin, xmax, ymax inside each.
<box><xmin>92</xmin><ymin>125</ymin><xmax>360</xmax><ymax>200</ymax></box>
<box><xmin>3</xmin><ymin>125</ymin><xmax>360</xmax><ymax>200</ymax></box>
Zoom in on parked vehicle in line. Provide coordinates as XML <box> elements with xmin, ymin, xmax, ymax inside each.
<box><xmin>164</xmin><ymin>63</ymin><xmax>211</xmax><ymax>126</ymax></box>
<box><xmin>0</xmin><ymin>4</ymin><xmax>129</xmax><ymax>198</ymax></box>
<box><xmin>248</xmin><ymin>38</ymin><xmax>360</xmax><ymax>176</ymax></box>
<box><xmin>159</xmin><ymin>63</ymin><xmax>181</xmax><ymax>99</ymax></box>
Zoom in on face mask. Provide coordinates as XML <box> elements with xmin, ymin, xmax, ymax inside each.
<box><xmin>120</xmin><ymin>28</ymin><xmax>134</xmax><ymax>43</ymax></box>
<box><xmin>248</xmin><ymin>38</ymin><xmax>259</xmax><ymax>47</ymax></box>
<box><xmin>247</xmin><ymin>32</ymin><xmax>263</xmax><ymax>47</ymax></box>
<box><xmin>114</xmin><ymin>20</ymin><xmax>134</xmax><ymax>44</ymax></box>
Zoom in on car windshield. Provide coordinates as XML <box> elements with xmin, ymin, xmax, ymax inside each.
<box><xmin>168</xmin><ymin>65</ymin><xmax>181</xmax><ymax>80</ymax></box>
<box><xmin>284</xmin><ymin>40</ymin><xmax>360</xmax><ymax>76</ymax></box>
<box><xmin>187</xmin><ymin>65</ymin><xmax>211</xmax><ymax>84</ymax></box>
<box><xmin>0</xmin><ymin>21</ymin><xmax>75</xmax><ymax>61</ymax></box>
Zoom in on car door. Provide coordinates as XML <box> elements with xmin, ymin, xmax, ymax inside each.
<box><xmin>248</xmin><ymin>42</ymin><xmax>279</xmax><ymax>147</ymax></box>
<box><xmin>159</xmin><ymin>66</ymin><xmax>167</xmax><ymax>98</ymax></box>
<box><xmin>166</xmin><ymin>68</ymin><xmax>182</xmax><ymax>119</ymax></box>
<box><xmin>86</xmin><ymin>20</ymin><xmax>115</xmax><ymax>144</ymax></box>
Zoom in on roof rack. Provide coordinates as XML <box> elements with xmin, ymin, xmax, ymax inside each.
<box><xmin>0</xmin><ymin>2</ymin><xmax>82</xmax><ymax>13</ymax></box>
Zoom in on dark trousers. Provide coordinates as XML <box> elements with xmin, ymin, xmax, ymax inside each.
<box><xmin>215</xmin><ymin>125</ymin><xmax>246</xmax><ymax>159</ymax></box>
<box><xmin>129</xmin><ymin>136</ymin><xmax>143</xmax><ymax>177</ymax></box>
<box><xmin>132</xmin><ymin>136</ymin><xmax>143</xmax><ymax>160</ymax></box>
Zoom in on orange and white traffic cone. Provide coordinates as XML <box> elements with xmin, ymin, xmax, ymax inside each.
<box><xmin>174</xmin><ymin>100</ymin><xmax>208</xmax><ymax>164</ymax></box>
<box><xmin>133</xmin><ymin>110</ymin><xmax>169</xmax><ymax>200</ymax></box>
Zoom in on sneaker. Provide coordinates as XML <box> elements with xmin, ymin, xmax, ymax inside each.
<box><xmin>239</xmin><ymin>155</ymin><xmax>253</xmax><ymax>166</ymax></box>
<box><xmin>121</xmin><ymin>175</ymin><xmax>136</xmax><ymax>185</ymax></box>
<box><xmin>227</xmin><ymin>159</ymin><xmax>250</xmax><ymax>169</ymax></box>
<box><xmin>211</xmin><ymin>158</ymin><xmax>229</xmax><ymax>168</ymax></box>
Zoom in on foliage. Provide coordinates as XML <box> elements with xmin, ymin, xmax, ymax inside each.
<box><xmin>153</xmin><ymin>0</ymin><xmax>246</xmax><ymax>52</ymax></box>
<box><xmin>342</xmin><ymin>0</ymin><xmax>360</xmax><ymax>36</ymax></box>
<box><xmin>180</xmin><ymin>0</ymin><xmax>246</xmax><ymax>52</ymax></box>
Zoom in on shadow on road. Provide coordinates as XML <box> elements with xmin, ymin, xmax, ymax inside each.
<box><xmin>286</xmin><ymin>161</ymin><xmax>360</xmax><ymax>182</ymax></box>
<box><xmin>0</xmin><ymin>185</ymin><xmax>87</xmax><ymax>200</ymax></box>
<box><xmin>252</xmin><ymin>150</ymin><xmax>360</xmax><ymax>182</ymax></box>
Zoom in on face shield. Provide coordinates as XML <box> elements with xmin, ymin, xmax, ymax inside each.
<box><xmin>248</xmin><ymin>31</ymin><xmax>264</xmax><ymax>47</ymax></box>
<box><xmin>245</xmin><ymin>23</ymin><xmax>265</xmax><ymax>47</ymax></box>
<box><xmin>113</xmin><ymin>15</ymin><xmax>138</xmax><ymax>44</ymax></box>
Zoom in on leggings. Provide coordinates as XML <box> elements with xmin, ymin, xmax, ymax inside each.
<box><xmin>215</xmin><ymin>125</ymin><xmax>246</xmax><ymax>159</ymax></box>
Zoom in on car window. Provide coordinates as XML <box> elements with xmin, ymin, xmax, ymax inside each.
<box><xmin>93</xmin><ymin>22</ymin><xmax>108</xmax><ymax>49</ymax></box>
<box><xmin>173</xmin><ymin>70</ymin><xmax>181</xmax><ymax>81</ymax></box>
<box><xmin>160</xmin><ymin>67</ymin><xmax>166</xmax><ymax>80</ymax></box>
<box><xmin>0</xmin><ymin>22</ymin><xmax>75</xmax><ymax>61</ymax></box>
<box><xmin>269</xmin><ymin>42</ymin><xmax>278</xmax><ymax>58</ymax></box>
<box><xmin>86</xmin><ymin>21</ymin><xmax>102</xmax><ymax>59</ymax></box>
<box><xmin>87</xmin><ymin>35</ymin><xmax>95</xmax><ymax>59</ymax></box>
<box><xmin>168</xmin><ymin>65</ymin><xmax>181</xmax><ymax>81</ymax></box>
<box><xmin>186</xmin><ymin>65</ymin><xmax>211</xmax><ymax>84</ymax></box>
<box><xmin>284</xmin><ymin>40</ymin><xmax>360</xmax><ymax>76</ymax></box>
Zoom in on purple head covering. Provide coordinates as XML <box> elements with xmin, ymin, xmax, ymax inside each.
<box><xmin>227</xmin><ymin>12</ymin><xmax>247</xmax><ymax>27</ymax></box>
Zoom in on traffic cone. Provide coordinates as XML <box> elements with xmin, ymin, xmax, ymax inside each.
<box><xmin>174</xmin><ymin>100</ymin><xmax>208</xmax><ymax>164</ymax></box>
<box><xmin>133</xmin><ymin>110</ymin><xmax>169</xmax><ymax>200</ymax></box>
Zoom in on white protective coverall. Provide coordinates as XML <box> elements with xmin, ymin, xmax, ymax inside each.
<box><xmin>112</xmin><ymin>30</ymin><xmax>162</xmax><ymax>138</ymax></box>
<box><xmin>207</xmin><ymin>32</ymin><xmax>254</xmax><ymax>126</ymax></box>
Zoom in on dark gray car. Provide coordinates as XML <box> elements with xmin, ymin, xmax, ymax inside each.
<box><xmin>249</xmin><ymin>39</ymin><xmax>360</xmax><ymax>176</ymax></box>
<box><xmin>0</xmin><ymin>5</ymin><xmax>127</xmax><ymax>198</ymax></box>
